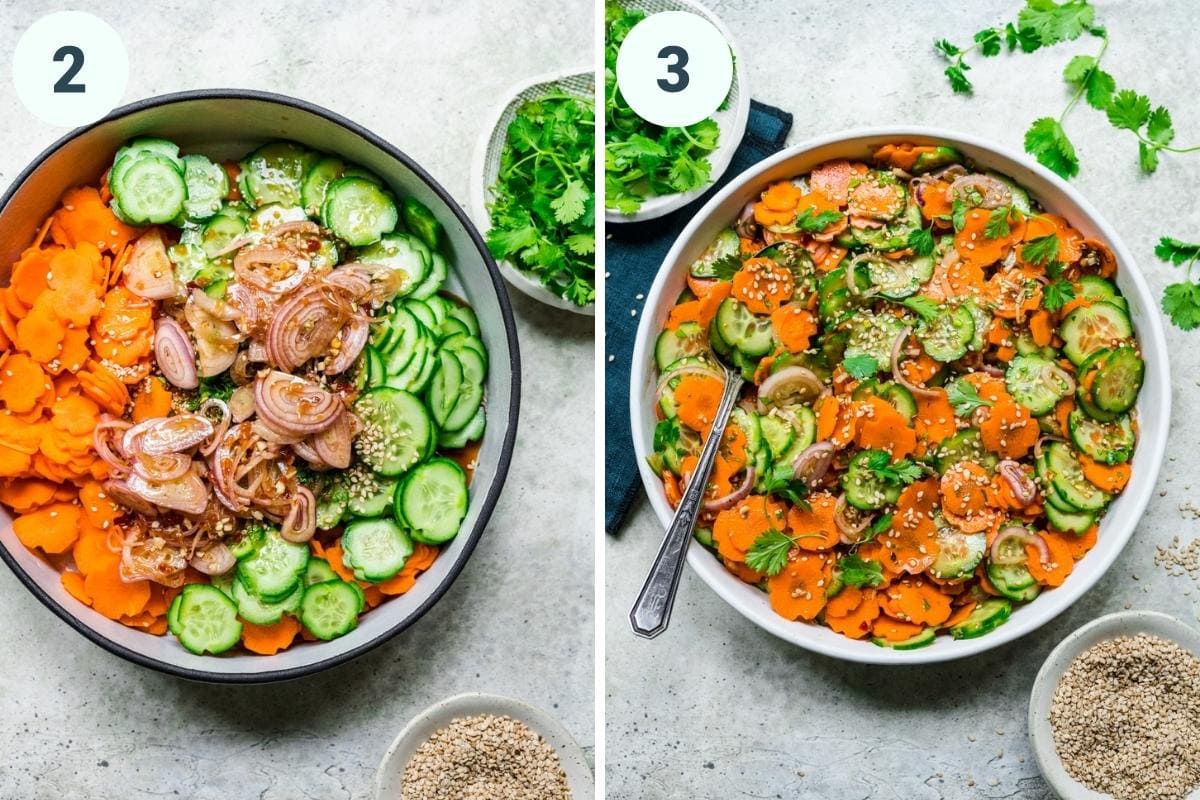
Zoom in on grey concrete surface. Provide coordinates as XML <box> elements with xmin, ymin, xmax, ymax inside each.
<box><xmin>0</xmin><ymin>2</ymin><xmax>594</xmax><ymax>799</ymax></box>
<box><xmin>606</xmin><ymin>2</ymin><xmax>1200</xmax><ymax>798</ymax></box>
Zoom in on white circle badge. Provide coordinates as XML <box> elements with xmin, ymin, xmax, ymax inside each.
<box><xmin>12</xmin><ymin>11</ymin><xmax>129</xmax><ymax>127</ymax></box>
<box><xmin>614</xmin><ymin>10</ymin><xmax>733</xmax><ymax>129</ymax></box>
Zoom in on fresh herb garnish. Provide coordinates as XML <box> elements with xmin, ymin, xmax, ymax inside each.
<box><xmin>709</xmin><ymin>253</ymin><xmax>743</xmax><ymax>282</ymax></box>
<box><xmin>983</xmin><ymin>205</ymin><xmax>1015</xmax><ymax>239</ymax></box>
<box><xmin>759</xmin><ymin>464</ymin><xmax>811</xmax><ymax>508</ymax></box>
<box><xmin>1043</xmin><ymin>278</ymin><xmax>1077</xmax><ymax>312</ymax></box>
<box><xmin>1021</xmin><ymin>233</ymin><xmax>1060</xmax><ymax>265</ymax></box>
<box><xmin>843</xmin><ymin>354</ymin><xmax>879</xmax><ymax>381</ymax></box>
<box><xmin>950</xmin><ymin>198</ymin><xmax>969</xmax><ymax>232</ymax></box>
<box><xmin>605</xmin><ymin>2</ymin><xmax>721</xmax><ymax>212</ymax></box>
<box><xmin>907</xmin><ymin>227</ymin><xmax>936</xmax><ymax>257</ymax></box>
<box><xmin>863</xmin><ymin>450</ymin><xmax>923</xmax><ymax>485</ymax></box>
<box><xmin>947</xmin><ymin>380</ymin><xmax>994</xmax><ymax>416</ymax></box>
<box><xmin>653</xmin><ymin>417</ymin><xmax>680</xmax><ymax>451</ymax></box>
<box><xmin>868</xmin><ymin>513</ymin><xmax>895</xmax><ymax>539</ymax></box>
<box><xmin>900</xmin><ymin>295</ymin><xmax>940</xmax><ymax>322</ymax></box>
<box><xmin>1158</xmin><ymin>236</ymin><xmax>1200</xmax><ymax>330</ymax></box>
<box><xmin>794</xmin><ymin>208</ymin><xmax>844</xmax><ymax>233</ymax></box>
<box><xmin>486</xmin><ymin>94</ymin><xmax>596</xmax><ymax>307</ymax></box>
<box><xmin>836</xmin><ymin>553</ymin><xmax>886</xmax><ymax>588</ymax></box>
<box><xmin>936</xmin><ymin>1</ymin><xmax>1200</xmax><ymax>177</ymax></box>
<box><xmin>184</xmin><ymin>373</ymin><xmax>236</xmax><ymax>411</ymax></box>
<box><xmin>745</xmin><ymin>529</ymin><xmax>796</xmax><ymax>576</ymax></box>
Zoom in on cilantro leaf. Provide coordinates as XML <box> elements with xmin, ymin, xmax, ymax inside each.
<box><xmin>984</xmin><ymin>206</ymin><xmax>1013</xmax><ymax>239</ymax></box>
<box><xmin>1043</xmin><ymin>279</ymin><xmax>1077</xmax><ymax>312</ymax></box>
<box><xmin>1021</xmin><ymin>233</ymin><xmax>1060</xmax><ymax>265</ymax></box>
<box><xmin>946</xmin><ymin>380</ymin><xmax>993</xmax><ymax>416</ymax></box>
<box><xmin>907</xmin><ymin>227</ymin><xmax>936</xmax><ymax>257</ymax></box>
<box><xmin>869</xmin><ymin>513</ymin><xmax>894</xmax><ymax>538</ymax></box>
<box><xmin>795</xmin><ymin>208</ymin><xmax>844</xmax><ymax>233</ymax></box>
<box><xmin>1062</xmin><ymin>54</ymin><xmax>1114</xmax><ymax>111</ymax></box>
<box><xmin>550</xmin><ymin>179</ymin><xmax>588</xmax><ymax>225</ymax></box>
<box><xmin>974</xmin><ymin>28</ymin><xmax>1002</xmax><ymax>56</ymax></box>
<box><xmin>1024</xmin><ymin>117</ymin><xmax>1079</xmax><ymax>179</ymax></box>
<box><xmin>1005</xmin><ymin>21</ymin><xmax>1042</xmax><ymax>52</ymax></box>
<box><xmin>745</xmin><ymin>530</ymin><xmax>795</xmax><ymax>577</ymax></box>
<box><xmin>1147</xmin><ymin>106</ymin><xmax>1176</xmax><ymax>146</ymax></box>
<box><xmin>709</xmin><ymin>253</ymin><xmax>742</xmax><ymax>282</ymax></box>
<box><xmin>951</xmin><ymin>198</ymin><xmax>968</xmax><ymax>232</ymax></box>
<box><xmin>1155</xmin><ymin>237</ymin><xmax>1200</xmax><ymax>266</ymax></box>
<box><xmin>863</xmin><ymin>450</ymin><xmax>923</xmax><ymax>485</ymax></box>
<box><xmin>836</xmin><ymin>554</ymin><xmax>886</xmax><ymax>589</ymax></box>
<box><xmin>945</xmin><ymin>64</ymin><xmax>973</xmax><ymax>94</ymax></box>
<box><xmin>653</xmin><ymin>417</ymin><xmax>680</xmax><ymax>452</ymax></box>
<box><xmin>901</xmin><ymin>295</ymin><xmax>939</xmax><ymax>322</ymax></box>
<box><xmin>759</xmin><ymin>464</ymin><xmax>811</xmax><ymax>508</ymax></box>
<box><xmin>1106</xmin><ymin>89</ymin><xmax>1152</xmax><ymax>131</ymax></box>
<box><xmin>843</xmin><ymin>354</ymin><xmax>879</xmax><ymax>381</ymax></box>
<box><xmin>934</xmin><ymin>39</ymin><xmax>962</xmax><ymax>59</ymax></box>
<box><xmin>1017</xmin><ymin>0</ymin><xmax>1095</xmax><ymax>46</ymax></box>
<box><xmin>1162</xmin><ymin>282</ymin><xmax>1200</xmax><ymax>331</ymax></box>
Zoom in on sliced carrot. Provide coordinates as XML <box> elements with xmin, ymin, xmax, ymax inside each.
<box><xmin>9</xmin><ymin>246</ymin><xmax>58</xmax><ymax>307</ymax></box>
<box><xmin>808</xmin><ymin>159</ymin><xmax>867</xmax><ymax>206</ymax></box>
<box><xmin>132</xmin><ymin>376</ymin><xmax>174</xmax><ymax>422</ymax></box>
<box><xmin>673</xmin><ymin>374</ymin><xmax>724</xmax><ymax>434</ymax></box>
<box><xmin>79</xmin><ymin>481</ymin><xmax>122</xmax><ymax>529</ymax></box>
<box><xmin>723</xmin><ymin>558</ymin><xmax>765</xmax><ymax>584</ymax></box>
<box><xmin>719</xmin><ymin>423</ymin><xmax>749</xmax><ymax>470</ymax></box>
<box><xmin>979</xmin><ymin>400</ymin><xmax>1039</xmax><ymax>459</ymax></box>
<box><xmin>816</xmin><ymin>394</ymin><xmax>840</xmax><ymax>441</ymax></box>
<box><xmin>848</xmin><ymin>172</ymin><xmax>905</xmax><ymax>220</ymax></box>
<box><xmin>1030</xmin><ymin>310</ymin><xmax>1054</xmax><ymax>347</ymax></box>
<box><xmin>663</xmin><ymin>470</ymin><xmax>682</xmax><ymax>508</ymax></box>
<box><xmin>767</xmin><ymin>551</ymin><xmax>831</xmax><ymax>621</ymax></box>
<box><xmin>872</xmin><ymin>616</ymin><xmax>925</xmax><ymax>642</ymax></box>
<box><xmin>0</xmin><ymin>477</ymin><xmax>59</xmax><ymax>512</ymax></box>
<box><xmin>1047</xmin><ymin>525</ymin><xmax>1098</xmax><ymax>560</ymax></box>
<box><xmin>15</xmin><ymin>296</ymin><xmax>66</xmax><ymax>364</ymax></box>
<box><xmin>13</xmin><ymin>501</ymin><xmax>80</xmax><ymax>554</ymax></box>
<box><xmin>760</xmin><ymin>181</ymin><xmax>803</xmax><ymax>212</ymax></box>
<box><xmin>51</xmin><ymin>186</ymin><xmax>137</xmax><ymax>254</ymax></box>
<box><xmin>825</xmin><ymin>587</ymin><xmax>881</xmax><ymax>639</ymax></box>
<box><xmin>1079</xmin><ymin>454</ymin><xmax>1131</xmax><ymax>492</ymax></box>
<box><xmin>956</xmin><ymin>207</ymin><xmax>1018</xmax><ymax>268</ymax></box>
<box><xmin>377</xmin><ymin>544</ymin><xmax>439</xmax><ymax>595</ymax></box>
<box><xmin>942</xmin><ymin>600</ymin><xmax>978</xmax><ymax>629</ymax></box>
<box><xmin>84</xmin><ymin>563</ymin><xmax>151</xmax><ymax>620</ymax></box>
<box><xmin>786</xmin><ymin>492</ymin><xmax>839</xmax><ymax>551</ymax></box>
<box><xmin>940</xmin><ymin>462</ymin><xmax>991</xmax><ymax>517</ymax></box>
<box><xmin>770</xmin><ymin>305</ymin><xmax>817</xmax><ymax>353</ymax></box>
<box><xmin>881</xmin><ymin>478</ymin><xmax>941</xmax><ymax>574</ymax></box>
<box><xmin>61</xmin><ymin>570</ymin><xmax>92</xmax><ymax>606</ymax></box>
<box><xmin>731</xmin><ymin>257</ymin><xmax>794</xmax><ymax>314</ymax></box>
<box><xmin>883</xmin><ymin>579</ymin><xmax>952</xmax><ymax>626</ymax></box>
<box><xmin>918</xmin><ymin>180</ymin><xmax>953</xmax><ymax>223</ymax></box>
<box><xmin>913</xmin><ymin>390</ymin><xmax>956</xmax><ymax>449</ymax></box>
<box><xmin>712</xmin><ymin>495</ymin><xmax>789</xmax><ymax>563</ymax></box>
<box><xmin>873</xmin><ymin>143</ymin><xmax>938</xmax><ymax>172</ymax></box>
<box><xmin>1026</xmin><ymin>533</ymin><xmax>1075</xmax><ymax>587</ymax></box>
<box><xmin>74</xmin><ymin>525</ymin><xmax>122</xmax><ymax>578</ymax></box>
<box><xmin>854</xmin><ymin>396</ymin><xmax>917</xmax><ymax>459</ymax></box>
<box><xmin>241</xmin><ymin>617</ymin><xmax>302</xmax><ymax>655</ymax></box>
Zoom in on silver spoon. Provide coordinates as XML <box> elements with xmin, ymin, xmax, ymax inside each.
<box><xmin>629</xmin><ymin>364</ymin><xmax>745</xmax><ymax>638</ymax></box>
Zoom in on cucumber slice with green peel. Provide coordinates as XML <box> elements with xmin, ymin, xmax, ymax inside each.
<box><xmin>842</xmin><ymin>449</ymin><xmax>904</xmax><ymax>511</ymax></box>
<box><xmin>911</xmin><ymin>146</ymin><xmax>963</xmax><ymax>174</ymax></box>
<box><xmin>232</xmin><ymin>576</ymin><xmax>303</xmax><ymax>626</ymax></box>
<box><xmin>364</xmin><ymin>345</ymin><xmax>387</xmax><ymax>388</ymax></box>
<box><xmin>439</xmin><ymin>317</ymin><xmax>470</xmax><ymax>340</ymax></box>
<box><xmin>845</xmin><ymin>312</ymin><xmax>907</xmax><ymax>370</ymax></box>
<box><xmin>397</xmin><ymin>458</ymin><xmax>468</xmax><ymax>544</ymax></box>
<box><xmin>439</xmin><ymin>406</ymin><xmax>486</xmax><ymax>449</ymax></box>
<box><xmin>859</xmin><ymin>253</ymin><xmax>934</xmax><ymax>299</ymax></box>
<box><xmin>715</xmin><ymin>298</ymin><xmax>774</xmax><ymax>358</ymax></box>
<box><xmin>987</xmin><ymin>562</ymin><xmax>1041</xmax><ymax>602</ymax></box>
<box><xmin>447</xmin><ymin>303</ymin><xmax>480</xmax><ymax>337</ymax></box>
<box><xmin>1090</xmin><ymin>345</ymin><xmax>1143</xmax><ymax>414</ymax></box>
<box><xmin>772</xmin><ymin>407</ymin><xmax>818</xmax><ymax>468</ymax></box>
<box><xmin>455</xmin><ymin>347</ymin><xmax>487</xmax><ymax>385</ymax></box>
<box><xmin>443</xmin><ymin>378</ymin><xmax>484</xmax><ymax>432</ymax></box>
<box><xmin>655</xmin><ymin>321</ymin><xmax>708</xmax><ymax>370</ymax></box>
<box><xmin>1060</xmin><ymin>301</ymin><xmax>1133</xmax><ymax>365</ymax></box>
<box><xmin>690</xmin><ymin>228</ymin><xmax>739</xmax><ymax>277</ymax></box>
<box><xmin>962</xmin><ymin>298</ymin><xmax>992</xmax><ymax>352</ymax></box>
<box><xmin>918</xmin><ymin>304</ymin><xmax>975</xmax><ymax>363</ymax></box>
<box><xmin>304</xmin><ymin>558</ymin><xmax>339</xmax><ymax>587</ymax></box>
<box><xmin>181</xmin><ymin>154</ymin><xmax>229</xmax><ymax>221</ymax></box>
<box><xmin>1077</xmin><ymin>275</ymin><xmax>1127</xmax><ymax>311</ymax></box>
<box><xmin>240</xmin><ymin>141</ymin><xmax>317</xmax><ymax>207</ymax></box>
<box><xmin>1005</xmin><ymin>354</ymin><xmax>1074</xmax><ymax>415</ymax></box>
<box><xmin>929</xmin><ymin>517</ymin><xmax>986</xmax><ymax>580</ymax></box>
<box><xmin>949</xmin><ymin>597</ymin><xmax>1012</xmax><ymax>639</ymax></box>
<box><xmin>346</xmin><ymin>468</ymin><xmax>398</xmax><ymax>517</ymax></box>
<box><xmin>300</xmin><ymin>580</ymin><xmax>364</xmax><ymax>640</ymax></box>
<box><xmin>167</xmin><ymin>593</ymin><xmax>183</xmax><ymax>636</ymax></box>
<box><xmin>759</xmin><ymin>413</ymin><xmax>795</xmax><ymax>460</ymax></box>
<box><xmin>300</xmin><ymin>156</ymin><xmax>346</xmax><ymax>216</ymax></box>
<box><xmin>357</xmin><ymin>233</ymin><xmax>430</xmax><ymax>298</ymax></box>
<box><xmin>321</xmin><ymin>177</ymin><xmax>399</xmax><ymax>246</ymax></box>
<box><xmin>315</xmin><ymin>481</ymin><xmax>350</xmax><ymax>530</ymax></box>
<box><xmin>984</xmin><ymin>171</ymin><xmax>1031</xmax><ymax>214</ymax></box>
<box><xmin>112</xmin><ymin>154</ymin><xmax>188</xmax><ymax>224</ymax></box>
<box><xmin>201</xmin><ymin>211</ymin><xmax>249</xmax><ymax>258</ymax></box>
<box><xmin>342</xmin><ymin>518</ymin><xmax>414</xmax><ymax>582</ymax></box>
<box><xmin>427</xmin><ymin>350</ymin><xmax>464</xmax><ymax>427</ymax></box>
<box><xmin>235</xmin><ymin>527</ymin><xmax>310</xmax><ymax>603</ymax></box>
<box><xmin>873</xmin><ymin>628</ymin><xmax>937</xmax><ymax>649</ymax></box>
<box><xmin>1068</xmin><ymin>408</ymin><xmax>1135</xmax><ymax>464</ymax></box>
<box><xmin>409</xmin><ymin>251</ymin><xmax>448</xmax><ymax>301</ymax></box>
<box><xmin>1045</xmin><ymin>502</ymin><xmax>1097</xmax><ymax>535</ymax></box>
<box><xmin>354</xmin><ymin>387</ymin><xmax>434</xmax><ymax>477</ymax></box>
<box><xmin>174</xmin><ymin>584</ymin><xmax>242</xmax><ymax>655</ymax></box>
<box><xmin>1042</xmin><ymin>441</ymin><xmax>1111</xmax><ymax>511</ymax></box>
<box><xmin>935</xmin><ymin>429</ymin><xmax>998</xmax><ymax>474</ymax></box>
<box><xmin>113</xmin><ymin>137</ymin><xmax>183</xmax><ymax>171</ymax></box>
<box><xmin>401</xmin><ymin>197</ymin><xmax>444</xmax><ymax>251</ymax></box>
<box><xmin>852</xmin><ymin>380</ymin><xmax>917</xmax><ymax>422</ymax></box>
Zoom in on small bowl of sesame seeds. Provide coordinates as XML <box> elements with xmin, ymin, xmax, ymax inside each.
<box><xmin>1029</xmin><ymin>610</ymin><xmax>1200</xmax><ymax>800</ymax></box>
<box><xmin>374</xmin><ymin>692</ymin><xmax>593</xmax><ymax>800</ymax></box>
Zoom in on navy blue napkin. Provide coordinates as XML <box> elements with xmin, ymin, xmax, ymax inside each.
<box><xmin>604</xmin><ymin>100</ymin><xmax>794</xmax><ymax>534</ymax></box>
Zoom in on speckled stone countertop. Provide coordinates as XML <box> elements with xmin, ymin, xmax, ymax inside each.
<box><xmin>605</xmin><ymin>1</ymin><xmax>1200</xmax><ymax>797</ymax></box>
<box><xmin>0</xmin><ymin>2</ymin><xmax>594</xmax><ymax>798</ymax></box>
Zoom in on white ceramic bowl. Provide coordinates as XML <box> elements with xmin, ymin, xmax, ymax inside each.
<box><xmin>1029</xmin><ymin>610</ymin><xmax>1200</xmax><ymax>799</ymax></box>
<box><xmin>0</xmin><ymin>90</ymin><xmax>521</xmax><ymax>682</ymax></box>
<box><xmin>469</xmin><ymin>67</ymin><xmax>596</xmax><ymax>316</ymax></box>
<box><xmin>374</xmin><ymin>692</ymin><xmax>594</xmax><ymax>800</ymax></box>
<box><xmin>629</xmin><ymin>127</ymin><xmax>1171</xmax><ymax>664</ymax></box>
<box><xmin>604</xmin><ymin>0</ymin><xmax>750</xmax><ymax>224</ymax></box>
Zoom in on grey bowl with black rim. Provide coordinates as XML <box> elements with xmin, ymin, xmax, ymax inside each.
<box><xmin>0</xmin><ymin>89</ymin><xmax>520</xmax><ymax>683</ymax></box>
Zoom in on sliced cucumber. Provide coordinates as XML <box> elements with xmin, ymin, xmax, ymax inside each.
<box><xmin>918</xmin><ymin>304</ymin><xmax>975</xmax><ymax>363</ymax></box>
<box><xmin>655</xmin><ymin>321</ymin><xmax>708</xmax><ymax>370</ymax></box>
<box><xmin>357</xmin><ymin>233</ymin><xmax>430</xmax><ymax>298</ymax></box>
<box><xmin>842</xmin><ymin>449</ymin><xmax>903</xmax><ymax>511</ymax></box>
<box><xmin>1045</xmin><ymin>502</ymin><xmax>1097</xmax><ymax>535</ymax></box>
<box><xmin>873</xmin><ymin>628</ymin><xmax>937</xmax><ymax>649</ymax></box>
<box><xmin>859</xmin><ymin>254</ymin><xmax>933</xmax><ymax>299</ymax></box>
<box><xmin>304</xmin><ymin>558</ymin><xmax>339</xmax><ymax>587</ymax></box>
<box><xmin>300</xmin><ymin>580</ymin><xmax>364</xmax><ymax>641</ymax></box>
<box><xmin>397</xmin><ymin>458</ymin><xmax>468</xmax><ymax>544</ymax></box>
<box><xmin>342</xmin><ymin>518</ymin><xmax>414</xmax><ymax>582</ymax></box>
<box><xmin>715</xmin><ymin>298</ymin><xmax>773</xmax><ymax>357</ymax></box>
<box><xmin>409</xmin><ymin>251</ymin><xmax>448</xmax><ymax>301</ymax></box>
<box><xmin>987</xmin><ymin>562</ymin><xmax>1041</xmax><ymax>602</ymax></box>
<box><xmin>948</xmin><ymin>597</ymin><xmax>1012</xmax><ymax>639</ymax></box>
<box><xmin>315</xmin><ymin>481</ymin><xmax>350</xmax><ymax>530</ymax></box>
<box><xmin>439</xmin><ymin>406</ymin><xmax>486</xmax><ymax>449</ymax></box>
<box><xmin>346</xmin><ymin>469</ymin><xmax>397</xmax><ymax>518</ymax></box>
<box><xmin>112</xmin><ymin>154</ymin><xmax>188</xmax><ymax>224</ymax></box>
<box><xmin>845</xmin><ymin>313</ymin><xmax>907</xmax><ymax>370</ymax></box>
<box><xmin>235</xmin><ymin>527</ymin><xmax>310</xmax><ymax>603</ymax></box>
<box><xmin>174</xmin><ymin>584</ymin><xmax>242</xmax><ymax>655</ymax></box>
<box><xmin>181</xmin><ymin>154</ymin><xmax>229</xmax><ymax>221</ymax></box>
<box><xmin>912</xmin><ymin>146</ymin><xmax>963</xmax><ymax>174</ymax></box>
<box><xmin>300</xmin><ymin>156</ymin><xmax>346</xmax><ymax>216</ymax></box>
<box><xmin>1068</xmin><ymin>408</ymin><xmax>1134</xmax><ymax>465</ymax></box>
<box><xmin>1005</xmin><ymin>354</ymin><xmax>1074</xmax><ymax>415</ymax></box>
<box><xmin>232</xmin><ymin>577</ymin><xmax>302</xmax><ymax>626</ymax></box>
<box><xmin>353</xmin><ymin>387</ymin><xmax>433</xmax><ymax>477</ymax></box>
<box><xmin>321</xmin><ymin>177</ymin><xmax>399</xmax><ymax>246</ymax></box>
<box><xmin>401</xmin><ymin>197</ymin><xmax>444</xmax><ymax>251</ymax></box>
<box><xmin>759</xmin><ymin>413</ymin><xmax>795</xmax><ymax>460</ymax></box>
<box><xmin>690</xmin><ymin>228</ymin><xmax>739</xmax><ymax>278</ymax></box>
<box><xmin>1090</xmin><ymin>345</ymin><xmax>1143</xmax><ymax>414</ymax></box>
<box><xmin>239</xmin><ymin>141</ymin><xmax>316</xmax><ymax>207</ymax></box>
<box><xmin>200</xmin><ymin>209</ymin><xmax>248</xmax><ymax>258</ymax></box>
<box><xmin>426</xmin><ymin>350</ymin><xmax>464</xmax><ymax>427</ymax></box>
<box><xmin>1042</xmin><ymin>441</ymin><xmax>1111</xmax><ymax>511</ymax></box>
<box><xmin>935</xmin><ymin>429</ymin><xmax>997</xmax><ymax>474</ymax></box>
<box><xmin>929</xmin><ymin>517</ymin><xmax>986</xmax><ymax>580</ymax></box>
<box><xmin>1060</xmin><ymin>301</ymin><xmax>1133</xmax><ymax>365</ymax></box>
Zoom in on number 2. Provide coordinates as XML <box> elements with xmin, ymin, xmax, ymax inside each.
<box><xmin>657</xmin><ymin>45</ymin><xmax>689</xmax><ymax>93</ymax></box>
<box><xmin>53</xmin><ymin>45</ymin><xmax>85</xmax><ymax>94</ymax></box>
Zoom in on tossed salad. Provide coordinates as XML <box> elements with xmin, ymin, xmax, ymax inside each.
<box><xmin>649</xmin><ymin>143</ymin><xmax>1144</xmax><ymax>648</ymax></box>
<box><xmin>0</xmin><ymin>137</ymin><xmax>487</xmax><ymax>655</ymax></box>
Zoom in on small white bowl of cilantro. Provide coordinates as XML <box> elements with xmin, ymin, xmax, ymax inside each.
<box><xmin>604</xmin><ymin>0</ymin><xmax>749</xmax><ymax>224</ymax></box>
<box><xmin>471</xmin><ymin>68</ymin><xmax>596</xmax><ymax>315</ymax></box>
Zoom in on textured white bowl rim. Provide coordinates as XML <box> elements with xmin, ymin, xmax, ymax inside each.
<box><xmin>603</xmin><ymin>0</ymin><xmax>751</xmax><ymax>224</ymax></box>
<box><xmin>629</xmin><ymin>125</ymin><xmax>1172</xmax><ymax>664</ymax></box>
<box><xmin>468</xmin><ymin>66</ymin><xmax>596</xmax><ymax>316</ymax></box>
<box><xmin>373</xmin><ymin>692</ymin><xmax>594</xmax><ymax>800</ymax></box>
<box><xmin>1028</xmin><ymin>610</ymin><xmax>1200</xmax><ymax>799</ymax></box>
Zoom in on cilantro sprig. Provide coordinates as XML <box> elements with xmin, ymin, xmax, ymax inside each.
<box><xmin>1043</xmin><ymin>279</ymin><xmax>1076</xmax><ymax>312</ymax></box>
<box><xmin>745</xmin><ymin>529</ymin><xmax>796</xmax><ymax>576</ymax></box>
<box><xmin>843</xmin><ymin>354</ymin><xmax>879</xmax><ymax>381</ymax></box>
<box><xmin>863</xmin><ymin>450</ymin><xmax>923</xmax><ymax>486</ymax></box>
<box><xmin>486</xmin><ymin>94</ymin><xmax>595</xmax><ymax>307</ymax></box>
<box><xmin>946</xmin><ymin>380</ymin><xmax>994</xmax><ymax>416</ymax></box>
<box><xmin>836</xmin><ymin>554</ymin><xmax>886</xmax><ymax>589</ymax></box>
<box><xmin>605</xmin><ymin>2</ymin><xmax>721</xmax><ymax>213</ymax></box>
<box><xmin>1158</xmin><ymin>237</ymin><xmax>1200</xmax><ymax>330</ymax></box>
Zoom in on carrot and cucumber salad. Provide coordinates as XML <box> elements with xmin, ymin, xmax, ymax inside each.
<box><xmin>0</xmin><ymin>137</ymin><xmax>489</xmax><ymax>656</ymax></box>
<box><xmin>649</xmin><ymin>142</ymin><xmax>1144</xmax><ymax>648</ymax></box>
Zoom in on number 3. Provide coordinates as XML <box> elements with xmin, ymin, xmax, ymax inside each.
<box><xmin>53</xmin><ymin>45</ymin><xmax>86</xmax><ymax>94</ymax></box>
<box><xmin>657</xmin><ymin>45</ymin><xmax>689</xmax><ymax>93</ymax></box>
